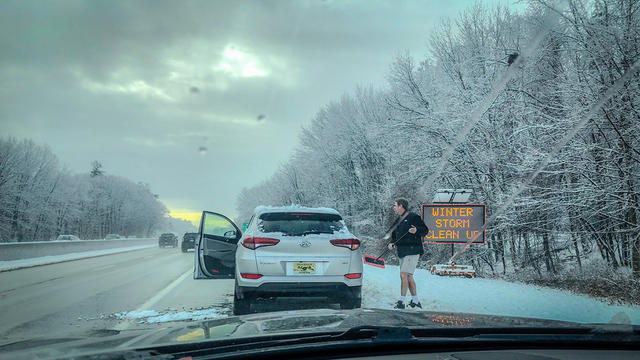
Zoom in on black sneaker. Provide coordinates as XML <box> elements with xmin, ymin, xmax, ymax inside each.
<box><xmin>394</xmin><ymin>300</ymin><xmax>405</xmax><ymax>309</ymax></box>
<box><xmin>409</xmin><ymin>300</ymin><xmax>422</xmax><ymax>309</ymax></box>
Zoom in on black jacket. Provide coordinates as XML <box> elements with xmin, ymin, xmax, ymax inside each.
<box><xmin>391</xmin><ymin>212</ymin><xmax>428</xmax><ymax>258</ymax></box>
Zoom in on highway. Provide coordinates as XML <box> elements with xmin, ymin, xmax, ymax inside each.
<box><xmin>5</xmin><ymin>243</ymin><xmax>637</xmax><ymax>344</ymax></box>
<box><xmin>0</xmin><ymin>247</ymin><xmax>234</xmax><ymax>341</ymax></box>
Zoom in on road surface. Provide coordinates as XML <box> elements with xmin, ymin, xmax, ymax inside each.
<box><xmin>0</xmin><ymin>247</ymin><xmax>234</xmax><ymax>341</ymax></box>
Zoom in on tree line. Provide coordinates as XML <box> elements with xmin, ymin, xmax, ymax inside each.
<box><xmin>0</xmin><ymin>137</ymin><xmax>170</xmax><ymax>242</ymax></box>
<box><xmin>236</xmin><ymin>0</ymin><xmax>640</xmax><ymax>278</ymax></box>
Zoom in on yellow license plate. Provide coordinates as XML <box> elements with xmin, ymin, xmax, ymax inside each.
<box><xmin>293</xmin><ymin>263</ymin><xmax>316</xmax><ymax>274</ymax></box>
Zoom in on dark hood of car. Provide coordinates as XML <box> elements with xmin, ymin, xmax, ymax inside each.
<box><xmin>1</xmin><ymin>308</ymin><xmax>635</xmax><ymax>359</ymax></box>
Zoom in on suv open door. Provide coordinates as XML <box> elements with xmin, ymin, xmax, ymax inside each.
<box><xmin>194</xmin><ymin>211</ymin><xmax>242</xmax><ymax>279</ymax></box>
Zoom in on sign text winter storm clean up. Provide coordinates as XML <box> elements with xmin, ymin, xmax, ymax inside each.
<box><xmin>421</xmin><ymin>204</ymin><xmax>486</xmax><ymax>244</ymax></box>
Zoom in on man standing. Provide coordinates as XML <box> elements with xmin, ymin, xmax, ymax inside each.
<box><xmin>388</xmin><ymin>198</ymin><xmax>428</xmax><ymax>309</ymax></box>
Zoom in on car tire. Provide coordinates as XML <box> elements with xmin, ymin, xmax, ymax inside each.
<box><xmin>233</xmin><ymin>295</ymin><xmax>251</xmax><ymax>315</ymax></box>
<box><xmin>233</xmin><ymin>281</ymin><xmax>252</xmax><ymax>315</ymax></box>
<box><xmin>339</xmin><ymin>296</ymin><xmax>361</xmax><ymax>310</ymax></box>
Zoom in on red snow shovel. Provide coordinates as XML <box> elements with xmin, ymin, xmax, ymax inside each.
<box><xmin>363</xmin><ymin>231</ymin><xmax>410</xmax><ymax>269</ymax></box>
<box><xmin>363</xmin><ymin>251</ymin><xmax>388</xmax><ymax>268</ymax></box>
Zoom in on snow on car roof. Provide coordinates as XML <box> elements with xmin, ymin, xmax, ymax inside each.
<box><xmin>253</xmin><ymin>205</ymin><xmax>340</xmax><ymax>216</ymax></box>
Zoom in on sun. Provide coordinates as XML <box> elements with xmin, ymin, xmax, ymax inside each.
<box><xmin>168</xmin><ymin>209</ymin><xmax>201</xmax><ymax>226</ymax></box>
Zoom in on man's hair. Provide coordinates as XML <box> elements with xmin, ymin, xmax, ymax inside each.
<box><xmin>395</xmin><ymin>198</ymin><xmax>409</xmax><ymax>211</ymax></box>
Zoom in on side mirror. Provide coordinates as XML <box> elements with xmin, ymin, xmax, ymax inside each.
<box><xmin>223</xmin><ymin>230</ymin><xmax>237</xmax><ymax>238</ymax></box>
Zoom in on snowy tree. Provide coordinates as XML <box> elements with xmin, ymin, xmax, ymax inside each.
<box><xmin>235</xmin><ymin>0</ymin><xmax>640</xmax><ymax>283</ymax></box>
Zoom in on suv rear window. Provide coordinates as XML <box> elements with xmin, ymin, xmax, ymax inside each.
<box><xmin>160</xmin><ymin>233</ymin><xmax>174</xmax><ymax>239</ymax></box>
<box><xmin>184</xmin><ymin>233</ymin><xmax>197</xmax><ymax>240</ymax></box>
<box><xmin>258</xmin><ymin>212</ymin><xmax>344</xmax><ymax>236</ymax></box>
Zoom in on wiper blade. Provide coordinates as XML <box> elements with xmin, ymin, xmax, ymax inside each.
<box><xmin>302</xmin><ymin>230</ymin><xmax>333</xmax><ymax>236</ymax></box>
<box><xmin>332</xmin><ymin>326</ymin><xmax>413</xmax><ymax>342</ymax></box>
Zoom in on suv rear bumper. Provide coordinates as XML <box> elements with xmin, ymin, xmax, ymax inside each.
<box><xmin>236</xmin><ymin>282</ymin><xmax>361</xmax><ymax>301</ymax></box>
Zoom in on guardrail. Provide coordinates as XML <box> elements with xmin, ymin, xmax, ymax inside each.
<box><xmin>0</xmin><ymin>238</ymin><xmax>157</xmax><ymax>261</ymax></box>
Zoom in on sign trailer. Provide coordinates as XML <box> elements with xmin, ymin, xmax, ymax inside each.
<box><xmin>423</xmin><ymin>189</ymin><xmax>486</xmax><ymax>277</ymax></box>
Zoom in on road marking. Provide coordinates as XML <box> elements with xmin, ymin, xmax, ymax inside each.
<box><xmin>114</xmin><ymin>268</ymin><xmax>192</xmax><ymax>331</ymax></box>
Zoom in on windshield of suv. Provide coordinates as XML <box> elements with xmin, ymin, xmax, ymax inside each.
<box><xmin>1</xmin><ymin>0</ymin><xmax>639</xmax><ymax>356</ymax></box>
<box><xmin>258</xmin><ymin>212</ymin><xmax>345</xmax><ymax>236</ymax></box>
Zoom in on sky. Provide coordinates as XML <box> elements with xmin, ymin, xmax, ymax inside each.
<box><xmin>0</xmin><ymin>0</ymin><xmax>522</xmax><ymax>224</ymax></box>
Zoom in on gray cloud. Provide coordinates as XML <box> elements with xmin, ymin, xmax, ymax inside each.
<box><xmin>0</xmin><ymin>0</ymin><xmax>518</xmax><ymax>218</ymax></box>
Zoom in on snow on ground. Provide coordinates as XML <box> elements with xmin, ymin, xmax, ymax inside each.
<box><xmin>114</xmin><ymin>309</ymin><xmax>227</xmax><ymax>323</ymax></box>
<box><xmin>0</xmin><ymin>244</ymin><xmax>156</xmax><ymax>272</ymax></box>
<box><xmin>362</xmin><ymin>264</ymin><xmax>640</xmax><ymax>324</ymax></box>
<box><xmin>110</xmin><ymin>262</ymin><xmax>640</xmax><ymax>326</ymax></box>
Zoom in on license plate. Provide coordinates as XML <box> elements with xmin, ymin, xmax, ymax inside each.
<box><xmin>293</xmin><ymin>262</ymin><xmax>316</xmax><ymax>274</ymax></box>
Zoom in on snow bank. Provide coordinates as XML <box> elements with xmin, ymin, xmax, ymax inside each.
<box><xmin>0</xmin><ymin>244</ymin><xmax>156</xmax><ymax>272</ymax></box>
<box><xmin>114</xmin><ymin>309</ymin><xmax>227</xmax><ymax>324</ymax></box>
<box><xmin>362</xmin><ymin>264</ymin><xmax>640</xmax><ymax>324</ymax></box>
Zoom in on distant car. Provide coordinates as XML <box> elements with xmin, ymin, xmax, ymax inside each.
<box><xmin>56</xmin><ymin>235</ymin><xmax>80</xmax><ymax>241</ymax></box>
<box><xmin>181</xmin><ymin>232</ymin><xmax>197</xmax><ymax>252</ymax></box>
<box><xmin>158</xmin><ymin>233</ymin><xmax>177</xmax><ymax>248</ymax></box>
<box><xmin>194</xmin><ymin>206</ymin><xmax>363</xmax><ymax>315</ymax></box>
<box><xmin>105</xmin><ymin>234</ymin><xmax>120</xmax><ymax>240</ymax></box>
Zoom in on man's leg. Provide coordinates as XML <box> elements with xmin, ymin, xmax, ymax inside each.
<box><xmin>407</xmin><ymin>274</ymin><xmax>417</xmax><ymax>296</ymax></box>
<box><xmin>394</xmin><ymin>272</ymin><xmax>410</xmax><ymax>309</ymax></box>
<box><xmin>400</xmin><ymin>272</ymin><xmax>409</xmax><ymax>296</ymax></box>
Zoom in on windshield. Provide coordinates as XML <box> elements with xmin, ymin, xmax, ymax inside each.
<box><xmin>1</xmin><ymin>0</ymin><xmax>639</xmax><ymax>356</ymax></box>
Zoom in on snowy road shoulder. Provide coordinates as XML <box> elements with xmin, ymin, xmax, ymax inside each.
<box><xmin>113</xmin><ymin>308</ymin><xmax>228</xmax><ymax>324</ymax></box>
<box><xmin>362</xmin><ymin>264</ymin><xmax>640</xmax><ymax>324</ymax></box>
<box><xmin>0</xmin><ymin>244</ymin><xmax>156</xmax><ymax>272</ymax></box>
<box><xmin>106</xmin><ymin>263</ymin><xmax>640</xmax><ymax>329</ymax></box>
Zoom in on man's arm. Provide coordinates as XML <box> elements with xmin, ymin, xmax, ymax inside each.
<box><xmin>412</xmin><ymin>214</ymin><xmax>428</xmax><ymax>237</ymax></box>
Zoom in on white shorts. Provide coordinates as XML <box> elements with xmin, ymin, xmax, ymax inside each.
<box><xmin>399</xmin><ymin>254</ymin><xmax>419</xmax><ymax>274</ymax></box>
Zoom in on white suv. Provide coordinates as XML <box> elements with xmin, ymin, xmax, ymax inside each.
<box><xmin>193</xmin><ymin>206</ymin><xmax>363</xmax><ymax>315</ymax></box>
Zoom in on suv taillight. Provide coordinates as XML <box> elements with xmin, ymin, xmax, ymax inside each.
<box><xmin>241</xmin><ymin>273</ymin><xmax>263</xmax><ymax>279</ymax></box>
<box><xmin>330</xmin><ymin>238</ymin><xmax>360</xmax><ymax>250</ymax></box>
<box><xmin>242</xmin><ymin>236</ymin><xmax>280</xmax><ymax>250</ymax></box>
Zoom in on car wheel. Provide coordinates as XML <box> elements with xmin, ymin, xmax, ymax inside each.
<box><xmin>233</xmin><ymin>281</ymin><xmax>252</xmax><ymax>315</ymax></box>
<box><xmin>233</xmin><ymin>295</ymin><xmax>251</xmax><ymax>315</ymax></box>
<box><xmin>339</xmin><ymin>296</ymin><xmax>361</xmax><ymax>310</ymax></box>
<box><xmin>181</xmin><ymin>246</ymin><xmax>187</xmax><ymax>253</ymax></box>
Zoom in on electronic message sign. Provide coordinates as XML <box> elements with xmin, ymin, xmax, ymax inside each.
<box><xmin>421</xmin><ymin>203</ymin><xmax>486</xmax><ymax>245</ymax></box>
